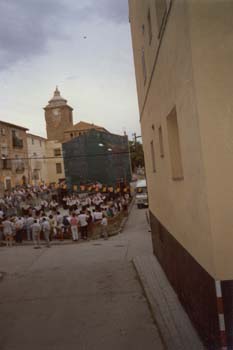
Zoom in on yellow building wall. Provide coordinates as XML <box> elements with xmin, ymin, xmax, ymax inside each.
<box><xmin>129</xmin><ymin>0</ymin><xmax>215</xmax><ymax>277</ymax></box>
<box><xmin>188</xmin><ymin>0</ymin><xmax>233</xmax><ymax>280</ymax></box>
<box><xmin>45</xmin><ymin>140</ymin><xmax>65</xmax><ymax>184</ymax></box>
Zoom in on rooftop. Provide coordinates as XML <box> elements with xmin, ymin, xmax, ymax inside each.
<box><xmin>64</xmin><ymin>121</ymin><xmax>108</xmax><ymax>133</ymax></box>
<box><xmin>0</xmin><ymin>120</ymin><xmax>28</xmax><ymax>131</ymax></box>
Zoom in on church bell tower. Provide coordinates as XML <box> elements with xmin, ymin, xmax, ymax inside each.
<box><xmin>44</xmin><ymin>87</ymin><xmax>73</xmax><ymax>142</ymax></box>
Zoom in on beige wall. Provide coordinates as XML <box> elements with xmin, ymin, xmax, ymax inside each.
<box><xmin>0</xmin><ymin>122</ymin><xmax>29</xmax><ymax>192</ymax></box>
<box><xmin>129</xmin><ymin>0</ymin><xmax>233</xmax><ymax>280</ymax></box>
<box><xmin>188</xmin><ymin>0</ymin><xmax>233</xmax><ymax>279</ymax></box>
<box><xmin>27</xmin><ymin>134</ymin><xmax>48</xmax><ymax>185</ymax></box>
<box><xmin>45</xmin><ymin>140</ymin><xmax>65</xmax><ymax>184</ymax></box>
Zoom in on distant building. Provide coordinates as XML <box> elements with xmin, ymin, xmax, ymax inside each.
<box><xmin>129</xmin><ymin>0</ymin><xmax>233</xmax><ymax>348</ymax></box>
<box><xmin>63</xmin><ymin>129</ymin><xmax>131</xmax><ymax>188</ymax></box>
<box><xmin>27</xmin><ymin>133</ymin><xmax>48</xmax><ymax>185</ymax></box>
<box><xmin>45</xmin><ymin>140</ymin><xmax>65</xmax><ymax>184</ymax></box>
<box><xmin>0</xmin><ymin>120</ymin><xmax>29</xmax><ymax>193</ymax></box>
<box><xmin>64</xmin><ymin>121</ymin><xmax>108</xmax><ymax>141</ymax></box>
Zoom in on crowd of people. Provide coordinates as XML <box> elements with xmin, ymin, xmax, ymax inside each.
<box><xmin>0</xmin><ymin>185</ymin><xmax>130</xmax><ymax>248</ymax></box>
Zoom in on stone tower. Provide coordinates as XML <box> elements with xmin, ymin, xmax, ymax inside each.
<box><xmin>44</xmin><ymin>87</ymin><xmax>73</xmax><ymax>142</ymax></box>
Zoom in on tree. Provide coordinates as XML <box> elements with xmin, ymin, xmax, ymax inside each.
<box><xmin>129</xmin><ymin>140</ymin><xmax>145</xmax><ymax>172</ymax></box>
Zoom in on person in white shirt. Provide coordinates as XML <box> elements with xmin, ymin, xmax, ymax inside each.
<box><xmin>26</xmin><ymin>215</ymin><xmax>34</xmax><ymax>241</ymax></box>
<box><xmin>101</xmin><ymin>214</ymin><xmax>108</xmax><ymax>240</ymax></box>
<box><xmin>93</xmin><ymin>210</ymin><xmax>103</xmax><ymax>222</ymax></box>
<box><xmin>2</xmin><ymin>218</ymin><xmax>14</xmax><ymax>247</ymax></box>
<box><xmin>15</xmin><ymin>217</ymin><xmax>24</xmax><ymax>243</ymax></box>
<box><xmin>56</xmin><ymin>212</ymin><xmax>64</xmax><ymax>240</ymax></box>
<box><xmin>78</xmin><ymin>211</ymin><xmax>89</xmax><ymax>240</ymax></box>
<box><xmin>41</xmin><ymin>218</ymin><xmax>51</xmax><ymax>247</ymax></box>
<box><xmin>31</xmin><ymin>220</ymin><xmax>41</xmax><ymax>249</ymax></box>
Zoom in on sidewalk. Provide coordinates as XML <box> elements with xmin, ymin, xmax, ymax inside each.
<box><xmin>133</xmin><ymin>254</ymin><xmax>205</xmax><ymax>350</ymax></box>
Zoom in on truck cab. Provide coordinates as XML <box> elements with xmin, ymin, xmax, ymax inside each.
<box><xmin>135</xmin><ymin>179</ymin><xmax>148</xmax><ymax>209</ymax></box>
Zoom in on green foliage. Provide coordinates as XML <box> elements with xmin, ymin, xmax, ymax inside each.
<box><xmin>129</xmin><ymin>141</ymin><xmax>145</xmax><ymax>171</ymax></box>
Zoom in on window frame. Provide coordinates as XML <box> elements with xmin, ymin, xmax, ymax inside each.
<box><xmin>56</xmin><ymin>162</ymin><xmax>62</xmax><ymax>174</ymax></box>
<box><xmin>150</xmin><ymin>140</ymin><xmax>156</xmax><ymax>173</ymax></box>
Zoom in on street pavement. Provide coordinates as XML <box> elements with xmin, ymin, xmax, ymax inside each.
<box><xmin>0</xmin><ymin>205</ymin><xmax>165</xmax><ymax>350</ymax></box>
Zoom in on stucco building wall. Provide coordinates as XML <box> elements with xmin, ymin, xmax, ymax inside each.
<box><xmin>129</xmin><ymin>0</ymin><xmax>233</xmax><ymax>348</ymax></box>
<box><xmin>45</xmin><ymin>140</ymin><xmax>65</xmax><ymax>184</ymax></box>
<box><xmin>27</xmin><ymin>134</ymin><xmax>48</xmax><ymax>185</ymax></box>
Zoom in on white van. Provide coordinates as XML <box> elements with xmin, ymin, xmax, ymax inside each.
<box><xmin>135</xmin><ymin>179</ymin><xmax>148</xmax><ymax>209</ymax></box>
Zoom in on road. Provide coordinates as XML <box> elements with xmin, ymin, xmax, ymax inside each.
<box><xmin>0</xmin><ymin>205</ymin><xmax>164</xmax><ymax>350</ymax></box>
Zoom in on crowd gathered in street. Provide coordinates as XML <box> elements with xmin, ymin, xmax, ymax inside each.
<box><xmin>0</xmin><ymin>184</ymin><xmax>130</xmax><ymax>248</ymax></box>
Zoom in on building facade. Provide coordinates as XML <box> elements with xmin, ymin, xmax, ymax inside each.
<box><xmin>27</xmin><ymin>133</ymin><xmax>48</xmax><ymax>185</ymax></box>
<box><xmin>129</xmin><ymin>0</ymin><xmax>233</xmax><ymax>348</ymax></box>
<box><xmin>63</xmin><ymin>129</ymin><xmax>131</xmax><ymax>188</ymax></box>
<box><xmin>45</xmin><ymin>140</ymin><xmax>65</xmax><ymax>184</ymax></box>
<box><xmin>0</xmin><ymin>121</ymin><xmax>29</xmax><ymax>194</ymax></box>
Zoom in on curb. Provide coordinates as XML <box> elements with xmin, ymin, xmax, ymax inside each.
<box><xmin>133</xmin><ymin>255</ymin><xmax>204</xmax><ymax>350</ymax></box>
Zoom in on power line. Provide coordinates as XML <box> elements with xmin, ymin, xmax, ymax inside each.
<box><xmin>0</xmin><ymin>150</ymin><xmax>133</xmax><ymax>162</ymax></box>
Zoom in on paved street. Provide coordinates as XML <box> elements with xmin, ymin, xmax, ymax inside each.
<box><xmin>0</xmin><ymin>205</ymin><xmax>164</xmax><ymax>350</ymax></box>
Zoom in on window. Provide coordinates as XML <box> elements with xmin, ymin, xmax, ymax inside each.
<box><xmin>150</xmin><ymin>140</ymin><xmax>156</xmax><ymax>173</ymax></box>
<box><xmin>147</xmin><ymin>8</ymin><xmax>153</xmax><ymax>44</ymax></box>
<box><xmin>0</xmin><ymin>128</ymin><xmax>6</xmax><ymax>136</ymax></box>
<box><xmin>54</xmin><ymin>148</ymin><xmax>61</xmax><ymax>157</ymax></box>
<box><xmin>141</xmin><ymin>48</ymin><xmax>147</xmax><ymax>84</ymax></box>
<box><xmin>32</xmin><ymin>138</ymin><xmax>34</xmax><ymax>145</ymax></box>
<box><xmin>142</xmin><ymin>24</ymin><xmax>145</xmax><ymax>35</ymax></box>
<box><xmin>167</xmin><ymin>107</ymin><xmax>184</xmax><ymax>180</ymax></box>
<box><xmin>39</xmin><ymin>140</ymin><xmax>42</xmax><ymax>147</ymax></box>
<box><xmin>1</xmin><ymin>145</ymin><xmax>8</xmax><ymax>158</ymax></box>
<box><xmin>158</xmin><ymin>126</ymin><xmax>164</xmax><ymax>157</ymax></box>
<box><xmin>14</xmin><ymin>155</ymin><xmax>25</xmax><ymax>173</ymax></box>
<box><xmin>12</xmin><ymin>130</ymin><xmax>23</xmax><ymax>149</ymax></box>
<box><xmin>1</xmin><ymin>158</ymin><xmax>11</xmax><ymax>170</ymax></box>
<box><xmin>56</xmin><ymin>163</ymin><xmax>62</xmax><ymax>174</ymax></box>
<box><xmin>155</xmin><ymin>0</ymin><xmax>167</xmax><ymax>38</ymax></box>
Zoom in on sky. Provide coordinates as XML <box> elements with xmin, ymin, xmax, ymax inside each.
<box><xmin>0</xmin><ymin>0</ymin><xmax>140</xmax><ymax>139</ymax></box>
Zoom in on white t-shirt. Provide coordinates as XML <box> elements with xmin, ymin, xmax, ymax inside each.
<box><xmin>101</xmin><ymin>217</ymin><xmax>108</xmax><ymax>226</ymax></box>
<box><xmin>3</xmin><ymin>220</ymin><xmax>14</xmax><ymax>235</ymax></box>
<box><xmin>78</xmin><ymin>214</ymin><xmax>88</xmax><ymax>227</ymax></box>
<box><xmin>94</xmin><ymin>212</ymin><xmax>103</xmax><ymax>221</ymax></box>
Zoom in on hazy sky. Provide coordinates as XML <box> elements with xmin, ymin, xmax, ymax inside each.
<box><xmin>0</xmin><ymin>0</ymin><xmax>140</xmax><ymax>139</ymax></box>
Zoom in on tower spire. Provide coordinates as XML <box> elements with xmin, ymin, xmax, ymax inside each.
<box><xmin>54</xmin><ymin>86</ymin><xmax>60</xmax><ymax>97</ymax></box>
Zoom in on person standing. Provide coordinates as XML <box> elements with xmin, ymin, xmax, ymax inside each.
<box><xmin>48</xmin><ymin>214</ymin><xmax>56</xmax><ymax>240</ymax></box>
<box><xmin>31</xmin><ymin>220</ymin><xmax>41</xmax><ymax>249</ymax></box>
<box><xmin>2</xmin><ymin>217</ymin><xmax>14</xmax><ymax>247</ymax></box>
<box><xmin>56</xmin><ymin>211</ymin><xmax>64</xmax><ymax>241</ymax></box>
<box><xmin>70</xmin><ymin>213</ymin><xmax>79</xmax><ymax>241</ymax></box>
<box><xmin>15</xmin><ymin>217</ymin><xmax>24</xmax><ymax>243</ymax></box>
<box><xmin>78</xmin><ymin>210</ymin><xmax>89</xmax><ymax>240</ymax></box>
<box><xmin>25</xmin><ymin>214</ymin><xmax>34</xmax><ymax>241</ymax></box>
<box><xmin>41</xmin><ymin>218</ymin><xmax>51</xmax><ymax>248</ymax></box>
<box><xmin>101</xmin><ymin>214</ymin><xmax>108</xmax><ymax>240</ymax></box>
